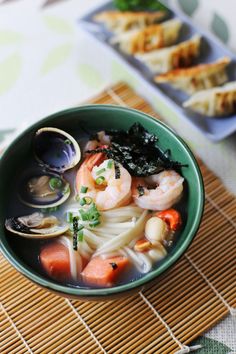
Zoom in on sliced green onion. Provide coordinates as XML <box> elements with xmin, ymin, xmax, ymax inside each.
<box><xmin>79</xmin><ymin>209</ymin><xmax>88</xmax><ymax>221</ymax></box>
<box><xmin>95</xmin><ymin>176</ymin><xmax>105</xmax><ymax>185</ymax></box>
<box><xmin>49</xmin><ymin>177</ymin><xmax>63</xmax><ymax>190</ymax></box>
<box><xmin>80</xmin><ymin>186</ymin><xmax>88</xmax><ymax>193</ymax></box>
<box><xmin>96</xmin><ymin>168</ymin><xmax>106</xmax><ymax>176</ymax></box>
<box><xmin>89</xmin><ymin>220</ymin><xmax>100</xmax><ymax>228</ymax></box>
<box><xmin>79</xmin><ymin>198</ymin><xmax>86</xmax><ymax>206</ymax></box>
<box><xmin>52</xmin><ymin>206</ymin><xmax>59</xmax><ymax>212</ymax></box>
<box><xmin>89</xmin><ymin>214</ymin><xmax>98</xmax><ymax>221</ymax></box>
<box><xmin>80</xmin><ymin>196</ymin><xmax>93</xmax><ymax>205</ymax></box>
<box><xmin>64</xmin><ymin>139</ymin><xmax>72</xmax><ymax>145</ymax></box>
<box><xmin>107</xmin><ymin>160</ymin><xmax>113</xmax><ymax>169</ymax></box>
<box><xmin>79</xmin><ymin>202</ymin><xmax>100</xmax><ymax>223</ymax></box>
<box><xmin>77</xmin><ymin>224</ymin><xmax>84</xmax><ymax>232</ymax></box>
<box><xmin>77</xmin><ymin>230</ymin><xmax>84</xmax><ymax>242</ymax></box>
<box><xmin>68</xmin><ymin>212</ymin><xmax>73</xmax><ymax>223</ymax></box>
<box><xmin>84</xmin><ymin>196</ymin><xmax>93</xmax><ymax>205</ymax></box>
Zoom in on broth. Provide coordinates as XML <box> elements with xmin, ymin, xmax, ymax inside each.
<box><xmin>6</xmin><ymin>128</ymin><xmax>187</xmax><ymax>289</ymax></box>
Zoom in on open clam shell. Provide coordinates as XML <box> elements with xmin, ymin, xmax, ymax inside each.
<box><xmin>5</xmin><ymin>212</ymin><xmax>69</xmax><ymax>239</ymax></box>
<box><xmin>19</xmin><ymin>171</ymin><xmax>70</xmax><ymax>209</ymax></box>
<box><xmin>34</xmin><ymin>127</ymin><xmax>81</xmax><ymax>172</ymax></box>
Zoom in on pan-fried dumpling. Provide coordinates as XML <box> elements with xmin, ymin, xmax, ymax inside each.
<box><xmin>136</xmin><ymin>35</ymin><xmax>201</xmax><ymax>73</ymax></box>
<box><xmin>110</xmin><ymin>19</ymin><xmax>182</xmax><ymax>54</ymax></box>
<box><xmin>155</xmin><ymin>57</ymin><xmax>230</xmax><ymax>94</ymax></box>
<box><xmin>93</xmin><ymin>11</ymin><xmax>167</xmax><ymax>33</ymax></box>
<box><xmin>183</xmin><ymin>81</ymin><xmax>236</xmax><ymax>117</ymax></box>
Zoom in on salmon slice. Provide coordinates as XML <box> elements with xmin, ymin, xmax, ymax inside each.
<box><xmin>81</xmin><ymin>256</ymin><xmax>129</xmax><ymax>287</ymax></box>
<box><xmin>40</xmin><ymin>242</ymin><xmax>71</xmax><ymax>282</ymax></box>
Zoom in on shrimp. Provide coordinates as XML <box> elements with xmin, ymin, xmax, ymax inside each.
<box><xmin>84</xmin><ymin>131</ymin><xmax>111</xmax><ymax>151</ymax></box>
<box><xmin>76</xmin><ymin>155</ymin><xmax>132</xmax><ymax>211</ymax></box>
<box><xmin>132</xmin><ymin>170</ymin><xmax>184</xmax><ymax>210</ymax></box>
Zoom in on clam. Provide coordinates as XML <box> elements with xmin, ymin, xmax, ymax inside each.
<box><xmin>19</xmin><ymin>171</ymin><xmax>70</xmax><ymax>209</ymax></box>
<box><xmin>5</xmin><ymin>212</ymin><xmax>69</xmax><ymax>239</ymax></box>
<box><xmin>34</xmin><ymin>127</ymin><xmax>81</xmax><ymax>172</ymax></box>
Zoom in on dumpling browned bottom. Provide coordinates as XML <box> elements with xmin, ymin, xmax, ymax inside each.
<box><xmin>136</xmin><ymin>35</ymin><xmax>201</xmax><ymax>73</ymax></box>
<box><xmin>183</xmin><ymin>81</ymin><xmax>236</xmax><ymax>117</ymax></box>
<box><xmin>111</xmin><ymin>19</ymin><xmax>182</xmax><ymax>54</ymax></box>
<box><xmin>155</xmin><ymin>57</ymin><xmax>230</xmax><ymax>94</ymax></box>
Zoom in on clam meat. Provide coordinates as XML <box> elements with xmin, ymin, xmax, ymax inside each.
<box><xmin>5</xmin><ymin>212</ymin><xmax>69</xmax><ymax>239</ymax></box>
<box><xmin>19</xmin><ymin>172</ymin><xmax>70</xmax><ymax>208</ymax></box>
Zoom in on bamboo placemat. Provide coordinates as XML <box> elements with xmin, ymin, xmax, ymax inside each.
<box><xmin>1</xmin><ymin>82</ymin><xmax>235</xmax><ymax>354</ymax></box>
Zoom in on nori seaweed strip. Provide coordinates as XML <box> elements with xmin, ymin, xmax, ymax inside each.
<box><xmin>72</xmin><ymin>216</ymin><xmax>79</xmax><ymax>251</ymax></box>
<box><xmin>109</xmin><ymin>262</ymin><xmax>118</xmax><ymax>270</ymax></box>
<box><xmin>137</xmin><ymin>185</ymin><xmax>145</xmax><ymax>196</ymax></box>
<box><xmin>114</xmin><ymin>161</ymin><xmax>120</xmax><ymax>179</ymax></box>
<box><xmin>85</xmin><ymin>147</ymin><xmax>109</xmax><ymax>154</ymax></box>
<box><xmin>86</xmin><ymin>123</ymin><xmax>187</xmax><ymax>177</ymax></box>
<box><xmin>8</xmin><ymin>218</ymin><xmax>30</xmax><ymax>233</ymax></box>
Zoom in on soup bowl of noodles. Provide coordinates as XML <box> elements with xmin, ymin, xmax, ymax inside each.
<box><xmin>0</xmin><ymin>105</ymin><xmax>204</xmax><ymax>300</ymax></box>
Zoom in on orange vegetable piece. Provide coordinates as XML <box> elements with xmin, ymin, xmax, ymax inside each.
<box><xmin>134</xmin><ymin>238</ymin><xmax>152</xmax><ymax>252</ymax></box>
<box><xmin>81</xmin><ymin>256</ymin><xmax>129</xmax><ymax>287</ymax></box>
<box><xmin>40</xmin><ymin>242</ymin><xmax>71</xmax><ymax>281</ymax></box>
<box><xmin>156</xmin><ymin>209</ymin><xmax>182</xmax><ymax>231</ymax></box>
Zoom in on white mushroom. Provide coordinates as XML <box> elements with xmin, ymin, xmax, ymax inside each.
<box><xmin>145</xmin><ymin>216</ymin><xmax>168</xmax><ymax>245</ymax></box>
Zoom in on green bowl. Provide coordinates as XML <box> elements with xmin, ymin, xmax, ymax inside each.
<box><xmin>0</xmin><ymin>105</ymin><xmax>204</xmax><ymax>300</ymax></box>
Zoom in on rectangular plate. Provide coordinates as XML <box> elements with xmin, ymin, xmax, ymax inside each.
<box><xmin>79</xmin><ymin>1</ymin><xmax>236</xmax><ymax>141</ymax></box>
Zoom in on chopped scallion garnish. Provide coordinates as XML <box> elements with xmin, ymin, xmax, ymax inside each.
<box><xmin>95</xmin><ymin>176</ymin><xmax>105</xmax><ymax>185</ymax></box>
<box><xmin>79</xmin><ymin>202</ymin><xmax>100</xmax><ymax>224</ymax></box>
<box><xmin>77</xmin><ymin>230</ymin><xmax>84</xmax><ymax>242</ymax></box>
<box><xmin>77</xmin><ymin>224</ymin><xmax>84</xmax><ymax>232</ymax></box>
<box><xmin>84</xmin><ymin>196</ymin><xmax>93</xmax><ymax>205</ymax></box>
<box><xmin>80</xmin><ymin>186</ymin><xmax>88</xmax><ymax>193</ymax></box>
<box><xmin>64</xmin><ymin>139</ymin><xmax>72</xmax><ymax>145</ymax></box>
<box><xmin>90</xmin><ymin>214</ymin><xmax>98</xmax><ymax>221</ymax></box>
<box><xmin>89</xmin><ymin>220</ymin><xmax>100</xmax><ymax>228</ymax></box>
<box><xmin>79</xmin><ymin>196</ymin><xmax>93</xmax><ymax>205</ymax></box>
<box><xmin>67</xmin><ymin>212</ymin><xmax>73</xmax><ymax>223</ymax></box>
<box><xmin>79</xmin><ymin>198</ymin><xmax>86</xmax><ymax>206</ymax></box>
<box><xmin>96</xmin><ymin>168</ymin><xmax>106</xmax><ymax>176</ymax></box>
<box><xmin>79</xmin><ymin>209</ymin><xmax>88</xmax><ymax>221</ymax></box>
<box><xmin>107</xmin><ymin>160</ymin><xmax>113</xmax><ymax>169</ymax></box>
<box><xmin>49</xmin><ymin>177</ymin><xmax>63</xmax><ymax>190</ymax></box>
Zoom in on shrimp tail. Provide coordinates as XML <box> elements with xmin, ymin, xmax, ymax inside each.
<box><xmin>156</xmin><ymin>209</ymin><xmax>182</xmax><ymax>231</ymax></box>
<box><xmin>85</xmin><ymin>153</ymin><xmax>106</xmax><ymax>171</ymax></box>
